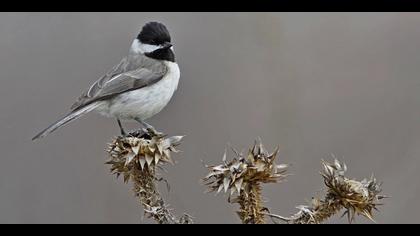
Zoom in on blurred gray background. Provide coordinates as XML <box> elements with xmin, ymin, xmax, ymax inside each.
<box><xmin>0</xmin><ymin>12</ymin><xmax>419</xmax><ymax>224</ymax></box>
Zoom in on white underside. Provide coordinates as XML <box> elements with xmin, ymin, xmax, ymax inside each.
<box><xmin>95</xmin><ymin>61</ymin><xmax>180</xmax><ymax>120</ymax></box>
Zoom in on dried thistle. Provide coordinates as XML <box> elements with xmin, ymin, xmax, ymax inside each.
<box><xmin>267</xmin><ymin>159</ymin><xmax>385</xmax><ymax>224</ymax></box>
<box><xmin>106</xmin><ymin>129</ymin><xmax>192</xmax><ymax>224</ymax></box>
<box><xmin>203</xmin><ymin>140</ymin><xmax>288</xmax><ymax>224</ymax></box>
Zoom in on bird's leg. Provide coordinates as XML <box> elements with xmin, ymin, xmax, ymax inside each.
<box><xmin>135</xmin><ymin>118</ymin><xmax>163</xmax><ymax>137</ymax></box>
<box><xmin>117</xmin><ymin>119</ymin><xmax>127</xmax><ymax>136</ymax></box>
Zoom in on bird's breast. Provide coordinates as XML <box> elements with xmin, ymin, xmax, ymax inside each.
<box><xmin>105</xmin><ymin>61</ymin><xmax>180</xmax><ymax>120</ymax></box>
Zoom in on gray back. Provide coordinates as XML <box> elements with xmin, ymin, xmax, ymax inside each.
<box><xmin>71</xmin><ymin>54</ymin><xmax>167</xmax><ymax>110</ymax></box>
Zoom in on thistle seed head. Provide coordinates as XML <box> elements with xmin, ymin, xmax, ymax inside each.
<box><xmin>203</xmin><ymin>140</ymin><xmax>288</xmax><ymax>197</ymax></box>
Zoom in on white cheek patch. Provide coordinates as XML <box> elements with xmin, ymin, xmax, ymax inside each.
<box><xmin>139</xmin><ymin>43</ymin><xmax>161</xmax><ymax>53</ymax></box>
<box><xmin>130</xmin><ymin>39</ymin><xmax>161</xmax><ymax>54</ymax></box>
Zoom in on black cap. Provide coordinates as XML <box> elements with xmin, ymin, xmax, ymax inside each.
<box><xmin>137</xmin><ymin>22</ymin><xmax>171</xmax><ymax>46</ymax></box>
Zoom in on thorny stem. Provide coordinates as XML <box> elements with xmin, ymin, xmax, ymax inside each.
<box><xmin>305</xmin><ymin>200</ymin><xmax>343</xmax><ymax>224</ymax></box>
<box><xmin>237</xmin><ymin>184</ymin><xmax>265</xmax><ymax>224</ymax></box>
<box><xmin>266</xmin><ymin>198</ymin><xmax>344</xmax><ymax>224</ymax></box>
<box><xmin>131</xmin><ymin>165</ymin><xmax>178</xmax><ymax>224</ymax></box>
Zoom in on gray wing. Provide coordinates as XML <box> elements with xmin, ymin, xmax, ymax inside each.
<box><xmin>71</xmin><ymin>57</ymin><xmax>166</xmax><ymax>110</ymax></box>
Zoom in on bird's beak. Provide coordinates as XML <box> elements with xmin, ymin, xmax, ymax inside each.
<box><xmin>161</xmin><ymin>42</ymin><xmax>173</xmax><ymax>49</ymax></box>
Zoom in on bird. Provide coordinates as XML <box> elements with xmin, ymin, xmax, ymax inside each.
<box><xmin>32</xmin><ymin>22</ymin><xmax>179</xmax><ymax>140</ymax></box>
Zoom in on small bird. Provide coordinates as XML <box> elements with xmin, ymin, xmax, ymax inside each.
<box><xmin>32</xmin><ymin>22</ymin><xmax>179</xmax><ymax>140</ymax></box>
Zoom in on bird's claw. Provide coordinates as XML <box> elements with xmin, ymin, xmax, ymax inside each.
<box><xmin>146</xmin><ymin>127</ymin><xmax>165</xmax><ymax>138</ymax></box>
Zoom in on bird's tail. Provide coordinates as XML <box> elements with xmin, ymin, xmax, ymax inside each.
<box><xmin>32</xmin><ymin>102</ymin><xmax>101</xmax><ymax>141</ymax></box>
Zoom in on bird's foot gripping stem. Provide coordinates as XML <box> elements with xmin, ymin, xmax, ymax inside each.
<box><xmin>135</xmin><ymin>119</ymin><xmax>165</xmax><ymax>138</ymax></box>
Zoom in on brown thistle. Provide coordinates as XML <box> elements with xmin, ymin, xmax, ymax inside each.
<box><xmin>267</xmin><ymin>159</ymin><xmax>385</xmax><ymax>224</ymax></box>
<box><xmin>106</xmin><ymin>129</ymin><xmax>192</xmax><ymax>224</ymax></box>
<box><xmin>203</xmin><ymin>140</ymin><xmax>288</xmax><ymax>224</ymax></box>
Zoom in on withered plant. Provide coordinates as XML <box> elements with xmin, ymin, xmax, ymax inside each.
<box><xmin>106</xmin><ymin>129</ymin><xmax>192</xmax><ymax>224</ymax></box>
<box><xmin>104</xmin><ymin>129</ymin><xmax>386</xmax><ymax>224</ymax></box>
<box><xmin>203</xmin><ymin>140</ymin><xmax>386</xmax><ymax>224</ymax></box>
<box><xmin>266</xmin><ymin>159</ymin><xmax>386</xmax><ymax>224</ymax></box>
<box><xmin>202</xmin><ymin>140</ymin><xmax>289</xmax><ymax>224</ymax></box>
